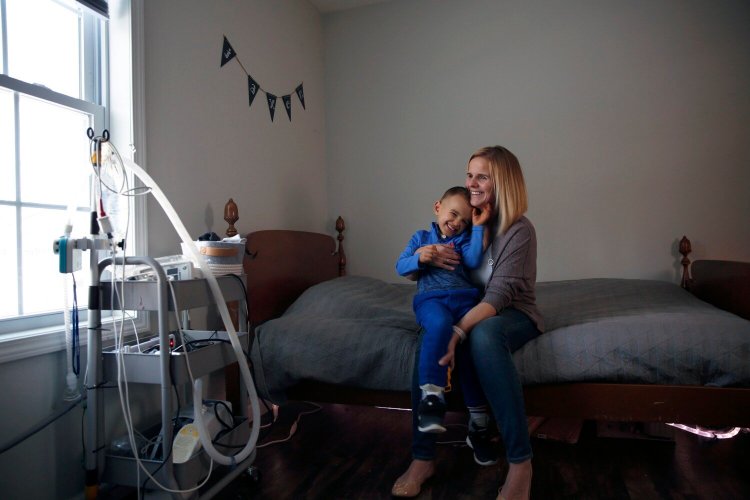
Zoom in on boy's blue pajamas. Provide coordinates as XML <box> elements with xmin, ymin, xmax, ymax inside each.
<box><xmin>396</xmin><ymin>222</ymin><xmax>485</xmax><ymax>406</ymax></box>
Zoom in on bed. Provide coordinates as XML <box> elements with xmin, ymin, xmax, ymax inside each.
<box><xmin>233</xmin><ymin>202</ymin><xmax>750</xmax><ymax>427</ymax></box>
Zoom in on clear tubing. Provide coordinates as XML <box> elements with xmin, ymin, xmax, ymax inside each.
<box><xmin>62</xmin><ymin>273</ymin><xmax>79</xmax><ymax>400</ymax></box>
<box><xmin>62</xmin><ymin>200</ymin><xmax>78</xmax><ymax>400</ymax></box>
<box><xmin>120</xmin><ymin>155</ymin><xmax>260</xmax><ymax>466</ymax></box>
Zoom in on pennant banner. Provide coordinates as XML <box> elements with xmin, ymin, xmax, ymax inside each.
<box><xmin>248</xmin><ymin>75</ymin><xmax>259</xmax><ymax>107</ymax></box>
<box><xmin>266</xmin><ymin>93</ymin><xmax>277</xmax><ymax>121</ymax></box>
<box><xmin>220</xmin><ymin>36</ymin><xmax>236</xmax><ymax>67</ymax></box>
<box><xmin>220</xmin><ymin>36</ymin><xmax>305</xmax><ymax>123</ymax></box>
<box><xmin>295</xmin><ymin>84</ymin><xmax>305</xmax><ymax>110</ymax></box>
<box><xmin>282</xmin><ymin>94</ymin><xmax>292</xmax><ymax>121</ymax></box>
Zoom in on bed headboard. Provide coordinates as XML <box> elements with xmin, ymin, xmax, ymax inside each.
<box><xmin>242</xmin><ymin>218</ymin><xmax>346</xmax><ymax>326</ymax></box>
<box><xmin>689</xmin><ymin>260</ymin><xmax>750</xmax><ymax>320</ymax></box>
<box><xmin>680</xmin><ymin>235</ymin><xmax>750</xmax><ymax>320</ymax></box>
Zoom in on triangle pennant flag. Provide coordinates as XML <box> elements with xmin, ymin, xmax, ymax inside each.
<box><xmin>295</xmin><ymin>84</ymin><xmax>306</xmax><ymax>110</ymax></box>
<box><xmin>220</xmin><ymin>36</ymin><xmax>237</xmax><ymax>67</ymax></box>
<box><xmin>219</xmin><ymin>37</ymin><xmax>306</xmax><ymax>122</ymax></box>
<box><xmin>266</xmin><ymin>93</ymin><xmax>277</xmax><ymax>121</ymax></box>
<box><xmin>282</xmin><ymin>95</ymin><xmax>292</xmax><ymax>121</ymax></box>
<box><xmin>248</xmin><ymin>75</ymin><xmax>260</xmax><ymax>107</ymax></box>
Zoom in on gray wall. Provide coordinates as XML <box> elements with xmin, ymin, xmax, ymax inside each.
<box><xmin>323</xmin><ymin>0</ymin><xmax>750</xmax><ymax>282</ymax></box>
<box><xmin>144</xmin><ymin>0</ymin><xmax>329</xmax><ymax>258</ymax></box>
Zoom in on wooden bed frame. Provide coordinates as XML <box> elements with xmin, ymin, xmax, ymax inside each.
<box><xmin>233</xmin><ymin>201</ymin><xmax>750</xmax><ymax>427</ymax></box>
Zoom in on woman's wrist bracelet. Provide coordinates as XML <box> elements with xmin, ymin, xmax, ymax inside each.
<box><xmin>453</xmin><ymin>325</ymin><xmax>467</xmax><ymax>343</ymax></box>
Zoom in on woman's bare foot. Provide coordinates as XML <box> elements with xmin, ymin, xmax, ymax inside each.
<box><xmin>497</xmin><ymin>460</ymin><xmax>532</xmax><ymax>500</ymax></box>
<box><xmin>391</xmin><ymin>459</ymin><xmax>435</xmax><ymax>497</ymax></box>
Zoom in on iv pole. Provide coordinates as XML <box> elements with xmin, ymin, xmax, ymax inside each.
<box><xmin>52</xmin><ymin>136</ymin><xmax>109</xmax><ymax>497</ymax></box>
<box><xmin>85</xmin><ymin>211</ymin><xmax>104</xmax><ymax>499</ymax></box>
<box><xmin>84</xmin><ymin>132</ymin><xmax>108</xmax><ymax>499</ymax></box>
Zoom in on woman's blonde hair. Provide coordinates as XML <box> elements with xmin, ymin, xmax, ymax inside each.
<box><xmin>469</xmin><ymin>145</ymin><xmax>528</xmax><ymax>234</ymax></box>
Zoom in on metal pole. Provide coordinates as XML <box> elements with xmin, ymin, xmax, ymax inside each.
<box><xmin>85</xmin><ymin>220</ymin><xmax>103</xmax><ymax>500</ymax></box>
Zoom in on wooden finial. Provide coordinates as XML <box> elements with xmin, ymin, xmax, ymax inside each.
<box><xmin>224</xmin><ymin>198</ymin><xmax>239</xmax><ymax>237</ymax></box>
<box><xmin>679</xmin><ymin>235</ymin><xmax>692</xmax><ymax>289</ymax></box>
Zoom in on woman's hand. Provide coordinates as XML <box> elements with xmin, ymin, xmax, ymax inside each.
<box><xmin>416</xmin><ymin>244</ymin><xmax>460</xmax><ymax>270</ymax></box>
<box><xmin>438</xmin><ymin>332</ymin><xmax>460</xmax><ymax>369</ymax></box>
<box><xmin>472</xmin><ymin>202</ymin><xmax>493</xmax><ymax>227</ymax></box>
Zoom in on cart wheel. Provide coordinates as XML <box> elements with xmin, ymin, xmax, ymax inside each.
<box><xmin>245</xmin><ymin>465</ymin><xmax>261</xmax><ymax>482</ymax></box>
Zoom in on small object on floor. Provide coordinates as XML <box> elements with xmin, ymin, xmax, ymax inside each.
<box><xmin>417</xmin><ymin>394</ymin><xmax>447</xmax><ymax>433</ymax></box>
<box><xmin>244</xmin><ymin>465</ymin><xmax>261</xmax><ymax>482</ymax></box>
<box><xmin>531</xmin><ymin>417</ymin><xmax>584</xmax><ymax>444</ymax></box>
<box><xmin>596</xmin><ymin>421</ymin><xmax>675</xmax><ymax>441</ymax></box>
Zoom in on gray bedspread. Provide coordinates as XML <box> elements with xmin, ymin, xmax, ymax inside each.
<box><xmin>250</xmin><ymin>276</ymin><xmax>750</xmax><ymax>402</ymax></box>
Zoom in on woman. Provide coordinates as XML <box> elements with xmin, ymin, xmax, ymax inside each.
<box><xmin>391</xmin><ymin>145</ymin><xmax>545</xmax><ymax>500</ymax></box>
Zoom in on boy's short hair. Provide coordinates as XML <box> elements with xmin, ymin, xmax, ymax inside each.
<box><xmin>441</xmin><ymin>186</ymin><xmax>470</xmax><ymax>203</ymax></box>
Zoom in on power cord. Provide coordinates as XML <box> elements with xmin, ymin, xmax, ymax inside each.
<box><xmin>256</xmin><ymin>402</ymin><xmax>322</xmax><ymax>449</ymax></box>
<box><xmin>0</xmin><ymin>397</ymin><xmax>84</xmax><ymax>455</ymax></box>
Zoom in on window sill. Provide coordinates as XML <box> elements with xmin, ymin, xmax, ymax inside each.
<box><xmin>0</xmin><ymin>318</ymin><xmax>148</xmax><ymax>364</ymax></box>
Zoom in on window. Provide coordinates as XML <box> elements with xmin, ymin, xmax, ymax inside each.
<box><xmin>0</xmin><ymin>0</ymin><xmax>142</xmax><ymax>354</ymax></box>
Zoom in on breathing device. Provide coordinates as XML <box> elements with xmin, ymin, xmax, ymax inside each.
<box><xmin>113</xmin><ymin>136</ymin><xmax>261</xmax><ymax>468</ymax></box>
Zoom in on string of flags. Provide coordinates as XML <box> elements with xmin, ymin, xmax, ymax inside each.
<box><xmin>220</xmin><ymin>36</ymin><xmax>306</xmax><ymax>122</ymax></box>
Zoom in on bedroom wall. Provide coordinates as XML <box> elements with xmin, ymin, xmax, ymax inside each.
<box><xmin>322</xmin><ymin>0</ymin><xmax>750</xmax><ymax>283</ymax></box>
<box><xmin>143</xmin><ymin>0</ymin><xmax>329</xmax><ymax>258</ymax></box>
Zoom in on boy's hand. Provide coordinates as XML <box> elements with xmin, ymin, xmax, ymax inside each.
<box><xmin>473</xmin><ymin>202</ymin><xmax>493</xmax><ymax>226</ymax></box>
<box><xmin>438</xmin><ymin>332</ymin><xmax>461</xmax><ymax>369</ymax></box>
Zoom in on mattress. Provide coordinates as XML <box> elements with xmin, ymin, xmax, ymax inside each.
<box><xmin>250</xmin><ymin>275</ymin><xmax>750</xmax><ymax>403</ymax></box>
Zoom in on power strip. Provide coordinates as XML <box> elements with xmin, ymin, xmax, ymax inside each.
<box><xmin>113</xmin><ymin>334</ymin><xmax>175</xmax><ymax>354</ymax></box>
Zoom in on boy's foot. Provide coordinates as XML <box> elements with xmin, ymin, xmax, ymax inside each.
<box><xmin>466</xmin><ymin>423</ymin><xmax>498</xmax><ymax>466</ymax></box>
<box><xmin>417</xmin><ymin>394</ymin><xmax>447</xmax><ymax>433</ymax></box>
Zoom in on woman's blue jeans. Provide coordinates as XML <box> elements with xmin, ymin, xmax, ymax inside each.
<box><xmin>410</xmin><ymin>308</ymin><xmax>541</xmax><ymax>464</ymax></box>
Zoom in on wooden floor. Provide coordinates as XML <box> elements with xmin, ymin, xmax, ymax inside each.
<box><xmin>216</xmin><ymin>402</ymin><xmax>750</xmax><ymax>499</ymax></box>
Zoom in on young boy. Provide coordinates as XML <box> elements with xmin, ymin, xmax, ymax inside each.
<box><xmin>396</xmin><ymin>186</ymin><xmax>485</xmax><ymax>435</ymax></box>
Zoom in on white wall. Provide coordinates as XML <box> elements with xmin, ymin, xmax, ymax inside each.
<box><xmin>323</xmin><ymin>0</ymin><xmax>750</xmax><ymax>283</ymax></box>
<box><xmin>0</xmin><ymin>350</ymin><xmax>162</xmax><ymax>500</ymax></box>
<box><xmin>143</xmin><ymin>0</ymin><xmax>329</xmax><ymax>258</ymax></box>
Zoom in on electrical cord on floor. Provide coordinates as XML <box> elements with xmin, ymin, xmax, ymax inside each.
<box><xmin>436</xmin><ymin>423</ymin><xmax>472</xmax><ymax>446</ymax></box>
<box><xmin>256</xmin><ymin>402</ymin><xmax>322</xmax><ymax>449</ymax></box>
<box><xmin>212</xmin><ymin>399</ymin><xmax>280</xmax><ymax>451</ymax></box>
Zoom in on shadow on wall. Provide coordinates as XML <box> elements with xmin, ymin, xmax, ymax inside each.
<box><xmin>671</xmin><ymin>237</ymin><xmax>684</xmax><ymax>283</ymax></box>
<box><xmin>203</xmin><ymin>203</ymin><xmax>215</xmax><ymax>235</ymax></box>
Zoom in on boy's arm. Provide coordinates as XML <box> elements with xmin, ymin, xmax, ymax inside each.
<box><xmin>459</xmin><ymin>225</ymin><xmax>485</xmax><ymax>269</ymax></box>
<box><xmin>439</xmin><ymin>301</ymin><xmax>496</xmax><ymax>368</ymax></box>
<box><xmin>395</xmin><ymin>232</ymin><xmax>424</xmax><ymax>277</ymax></box>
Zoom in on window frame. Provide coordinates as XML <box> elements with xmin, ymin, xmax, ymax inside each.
<box><xmin>0</xmin><ymin>0</ymin><xmax>148</xmax><ymax>363</ymax></box>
